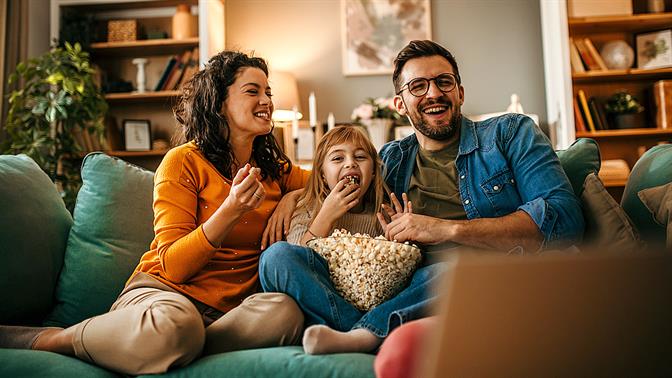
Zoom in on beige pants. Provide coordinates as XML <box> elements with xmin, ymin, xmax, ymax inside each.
<box><xmin>69</xmin><ymin>273</ymin><xmax>303</xmax><ymax>375</ymax></box>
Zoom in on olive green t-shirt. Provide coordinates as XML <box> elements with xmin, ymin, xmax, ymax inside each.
<box><xmin>407</xmin><ymin>138</ymin><xmax>467</xmax><ymax>220</ymax></box>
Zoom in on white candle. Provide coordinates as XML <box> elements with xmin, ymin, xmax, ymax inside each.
<box><xmin>309</xmin><ymin>92</ymin><xmax>317</xmax><ymax>127</ymax></box>
<box><xmin>292</xmin><ymin>105</ymin><xmax>299</xmax><ymax>139</ymax></box>
<box><xmin>327</xmin><ymin>112</ymin><xmax>335</xmax><ymax>130</ymax></box>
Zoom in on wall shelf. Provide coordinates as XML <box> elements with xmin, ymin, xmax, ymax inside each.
<box><xmin>576</xmin><ymin>128</ymin><xmax>672</xmax><ymax>138</ymax></box>
<box><xmin>572</xmin><ymin>67</ymin><xmax>672</xmax><ymax>83</ymax></box>
<box><xmin>90</xmin><ymin>38</ymin><xmax>199</xmax><ymax>57</ymax></box>
<box><xmin>569</xmin><ymin>12</ymin><xmax>672</xmax><ymax>34</ymax></box>
<box><xmin>104</xmin><ymin>90</ymin><xmax>181</xmax><ymax>103</ymax></box>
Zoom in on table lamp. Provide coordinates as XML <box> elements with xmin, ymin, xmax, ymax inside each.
<box><xmin>269</xmin><ymin>71</ymin><xmax>303</xmax><ymax>160</ymax></box>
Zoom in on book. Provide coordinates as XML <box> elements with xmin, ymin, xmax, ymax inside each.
<box><xmin>583</xmin><ymin>38</ymin><xmax>608</xmax><ymax>71</ymax></box>
<box><xmin>574</xmin><ymin>39</ymin><xmax>601</xmax><ymax>71</ymax></box>
<box><xmin>577</xmin><ymin>90</ymin><xmax>596</xmax><ymax>132</ymax></box>
<box><xmin>154</xmin><ymin>56</ymin><xmax>178</xmax><ymax>91</ymax></box>
<box><xmin>178</xmin><ymin>47</ymin><xmax>199</xmax><ymax>88</ymax></box>
<box><xmin>568</xmin><ymin>38</ymin><xmax>586</xmax><ymax>73</ymax></box>
<box><xmin>654</xmin><ymin>80</ymin><xmax>672</xmax><ymax>129</ymax></box>
<box><xmin>163</xmin><ymin>50</ymin><xmax>192</xmax><ymax>91</ymax></box>
<box><xmin>588</xmin><ymin>97</ymin><xmax>605</xmax><ymax>130</ymax></box>
<box><xmin>573</xmin><ymin>97</ymin><xmax>587</xmax><ymax>132</ymax></box>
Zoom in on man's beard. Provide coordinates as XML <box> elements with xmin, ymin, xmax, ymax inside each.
<box><xmin>408</xmin><ymin>104</ymin><xmax>461</xmax><ymax>141</ymax></box>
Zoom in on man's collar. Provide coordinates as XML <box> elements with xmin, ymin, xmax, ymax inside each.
<box><xmin>458</xmin><ymin>116</ymin><xmax>478</xmax><ymax>156</ymax></box>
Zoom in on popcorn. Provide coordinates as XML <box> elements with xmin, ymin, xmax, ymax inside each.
<box><xmin>307</xmin><ymin>229</ymin><xmax>421</xmax><ymax>311</ymax></box>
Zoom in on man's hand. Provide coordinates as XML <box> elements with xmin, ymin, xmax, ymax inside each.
<box><xmin>261</xmin><ymin>189</ymin><xmax>302</xmax><ymax>250</ymax></box>
<box><xmin>382</xmin><ymin>212</ymin><xmax>453</xmax><ymax>244</ymax></box>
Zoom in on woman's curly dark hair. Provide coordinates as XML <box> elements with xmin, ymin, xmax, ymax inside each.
<box><xmin>173</xmin><ymin>50</ymin><xmax>291</xmax><ymax>181</ymax></box>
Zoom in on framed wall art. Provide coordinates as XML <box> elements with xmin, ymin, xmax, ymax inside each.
<box><xmin>123</xmin><ymin>119</ymin><xmax>152</xmax><ymax>151</ymax></box>
<box><xmin>636</xmin><ymin>29</ymin><xmax>672</xmax><ymax>69</ymax></box>
<box><xmin>341</xmin><ymin>0</ymin><xmax>432</xmax><ymax>76</ymax></box>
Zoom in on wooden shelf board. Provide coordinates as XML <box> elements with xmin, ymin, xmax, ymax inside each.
<box><xmin>106</xmin><ymin>149</ymin><xmax>169</xmax><ymax>157</ymax></box>
<box><xmin>63</xmin><ymin>0</ymin><xmax>197</xmax><ymax>12</ymax></box>
<box><xmin>572</xmin><ymin>67</ymin><xmax>672</xmax><ymax>82</ymax></box>
<box><xmin>569</xmin><ymin>12</ymin><xmax>672</xmax><ymax>33</ymax></box>
<box><xmin>104</xmin><ymin>90</ymin><xmax>180</xmax><ymax>102</ymax></box>
<box><xmin>576</xmin><ymin>128</ymin><xmax>672</xmax><ymax>138</ymax></box>
<box><xmin>90</xmin><ymin>38</ymin><xmax>198</xmax><ymax>56</ymax></box>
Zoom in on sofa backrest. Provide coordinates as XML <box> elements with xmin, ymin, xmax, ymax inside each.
<box><xmin>0</xmin><ymin>154</ymin><xmax>73</xmax><ymax>324</ymax></box>
<box><xmin>44</xmin><ymin>153</ymin><xmax>155</xmax><ymax>327</ymax></box>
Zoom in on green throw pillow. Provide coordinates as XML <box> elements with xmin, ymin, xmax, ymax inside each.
<box><xmin>556</xmin><ymin>138</ymin><xmax>601</xmax><ymax>197</ymax></box>
<box><xmin>0</xmin><ymin>155</ymin><xmax>73</xmax><ymax>324</ymax></box>
<box><xmin>45</xmin><ymin>153</ymin><xmax>155</xmax><ymax>327</ymax></box>
<box><xmin>622</xmin><ymin>144</ymin><xmax>672</xmax><ymax>248</ymax></box>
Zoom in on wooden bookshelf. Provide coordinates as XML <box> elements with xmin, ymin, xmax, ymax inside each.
<box><xmin>106</xmin><ymin>149</ymin><xmax>169</xmax><ymax>157</ymax></box>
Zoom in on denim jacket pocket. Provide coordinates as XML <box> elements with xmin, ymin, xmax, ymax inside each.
<box><xmin>480</xmin><ymin>170</ymin><xmax>521</xmax><ymax>216</ymax></box>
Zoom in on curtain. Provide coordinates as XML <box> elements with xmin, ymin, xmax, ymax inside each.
<box><xmin>1</xmin><ymin>0</ymin><xmax>30</xmax><ymax>143</ymax></box>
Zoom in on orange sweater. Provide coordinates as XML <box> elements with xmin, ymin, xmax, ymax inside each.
<box><xmin>133</xmin><ymin>141</ymin><xmax>309</xmax><ymax>313</ymax></box>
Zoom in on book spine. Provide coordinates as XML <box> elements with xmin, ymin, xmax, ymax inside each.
<box><xmin>588</xmin><ymin>98</ymin><xmax>604</xmax><ymax>130</ymax></box>
<box><xmin>568</xmin><ymin>38</ymin><xmax>586</xmax><ymax>73</ymax></box>
<box><xmin>583</xmin><ymin>38</ymin><xmax>608</xmax><ymax>71</ymax></box>
<box><xmin>573</xmin><ymin>97</ymin><xmax>587</xmax><ymax>132</ymax></box>
<box><xmin>574</xmin><ymin>39</ymin><xmax>600</xmax><ymax>71</ymax></box>
<box><xmin>577</xmin><ymin>90</ymin><xmax>596</xmax><ymax>132</ymax></box>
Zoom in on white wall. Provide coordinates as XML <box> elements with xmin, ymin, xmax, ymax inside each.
<box><xmin>28</xmin><ymin>0</ymin><xmax>51</xmax><ymax>58</ymax></box>
<box><xmin>226</xmin><ymin>0</ymin><xmax>548</xmax><ymax>128</ymax></box>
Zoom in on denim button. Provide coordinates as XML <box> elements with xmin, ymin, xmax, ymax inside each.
<box><xmin>511</xmin><ymin>179</ymin><xmax>515</xmax><ymax>184</ymax></box>
<box><xmin>493</xmin><ymin>185</ymin><xmax>499</xmax><ymax>191</ymax></box>
<box><xmin>464</xmin><ymin>199</ymin><xmax>470</xmax><ymax>205</ymax></box>
<box><xmin>460</xmin><ymin>175</ymin><xmax>465</xmax><ymax>179</ymax></box>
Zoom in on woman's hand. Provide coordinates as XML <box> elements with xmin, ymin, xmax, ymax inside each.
<box><xmin>261</xmin><ymin>189</ymin><xmax>303</xmax><ymax>250</ymax></box>
<box><xmin>222</xmin><ymin>164</ymin><xmax>265</xmax><ymax>215</ymax></box>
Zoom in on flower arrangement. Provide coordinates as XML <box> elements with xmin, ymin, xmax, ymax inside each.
<box><xmin>351</xmin><ymin>97</ymin><xmax>402</xmax><ymax>122</ymax></box>
<box><xmin>605</xmin><ymin>92</ymin><xmax>644</xmax><ymax>115</ymax></box>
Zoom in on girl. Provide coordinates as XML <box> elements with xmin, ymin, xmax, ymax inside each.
<box><xmin>260</xmin><ymin>126</ymin><xmax>434</xmax><ymax>355</ymax></box>
<box><xmin>0</xmin><ymin>51</ymin><xmax>309</xmax><ymax>374</ymax></box>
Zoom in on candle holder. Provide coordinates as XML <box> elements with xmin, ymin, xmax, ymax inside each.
<box><xmin>293</xmin><ymin>137</ymin><xmax>299</xmax><ymax>162</ymax></box>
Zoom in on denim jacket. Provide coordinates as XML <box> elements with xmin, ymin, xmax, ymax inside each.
<box><xmin>380</xmin><ymin>114</ymin><xmax>584</xmax><ymax>247</ymax></box>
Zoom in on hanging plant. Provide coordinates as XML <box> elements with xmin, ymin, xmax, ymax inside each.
<box><xmin>2</xmin><ymin>42</ymin><xmax>108</xmax><ymax>211</ymax></box>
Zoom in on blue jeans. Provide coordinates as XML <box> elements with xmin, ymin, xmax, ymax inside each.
<box><xmin>259</xmin><ymin>241</ymin><xmax>447</xmax><ymax>338</ymax></box>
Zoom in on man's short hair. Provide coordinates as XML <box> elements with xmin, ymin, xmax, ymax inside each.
<box><xmin>392</xmin><ymin>40</ymin><xmax>461</xmax><ymax>94</ymax></box>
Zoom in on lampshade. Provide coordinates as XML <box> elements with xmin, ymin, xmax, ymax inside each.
<box><xmin>269</xmin><ymin>71</ymin><xmax>303</xmax><ymax>122</ymax></box>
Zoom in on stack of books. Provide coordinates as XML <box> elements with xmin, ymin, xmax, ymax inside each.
<box><xmin>569</xmin><ymin>37</ymin><xmax>609</xmax><ymax>74</ymax></box>
<box><xmin>574</xmin><ymin>89</ymin><xmax>609</xmax><ymax>133</ymax></box>
<box><xmin>154</xmin><ymin>47</ymin><xmax>200</xmax><ymax>91</ymax></box>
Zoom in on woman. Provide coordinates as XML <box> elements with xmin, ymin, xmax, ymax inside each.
<box><xmin>0</xmin><ymin>51</ymin><xmax>309</xmax><ymax>375</ymax></box>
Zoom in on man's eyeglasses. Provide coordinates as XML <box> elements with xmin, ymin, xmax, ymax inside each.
<box><xmin>396</xmin><ymin>73</ymin><xmax>458</xmax><ymax>97</ymax></box>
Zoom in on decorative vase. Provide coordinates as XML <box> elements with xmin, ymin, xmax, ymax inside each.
<box><xmin>362</xmin><ymin>118</ymin><xmax>393</xmax><ymax>151</ymax></box>
<box><xmin>172</xmin><ymin>4</ymin><xmax>196</xmax><ymax>40</ymax></box>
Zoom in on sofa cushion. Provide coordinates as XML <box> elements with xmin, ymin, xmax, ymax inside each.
<box><xmin>622</xmin><ymin>144</ymin><xmax>672</xmax><ymax>247</ymax></box>
<box><xmin>0</xmin><ymin>154</ymin><xmax>73</xmax><ymax>324</ymax></box>
<box><xmin>45</xmin><ymin>153</ymin><xmax>155</xmax><ymax>327</ymax></box>
<box><xmin>555</xmin><ymin>138</ymin><xmax>601</xmax><ymax>197</ymax></box>
<box><xmin>138</xmin><ymin>346</ymin><xmax>375</xmax><ymax>378</ymax></box>
<box><xmin>638</xmin><ymin>182</ymin><xmax>672</xmax><ymax>249</ymax></box>
<box><xmin>0</xmin><ymin>349</ymin><xmax>118</xmax><ymax>378</ymax></box>
<box><xmin>581</xmin><ymin>173</ymin><xmax>641</xmax><ymax>250</ymax></box>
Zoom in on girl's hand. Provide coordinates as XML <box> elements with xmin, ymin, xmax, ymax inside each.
<box><xmin>222</xmin><ymin>164</ymin><xmax>265</xmax><ymax>215</ymax></box>
<box><xmin>316</xmin><ymin>178</ymin><xmax>361</xmax><ymax>226</ymax></box>
<box><xmin>377</xmin><ymin>192</ymin><xmax>412</xmax><ymax>236</ymax></box>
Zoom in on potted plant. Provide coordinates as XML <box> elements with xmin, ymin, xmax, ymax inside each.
<box><xmin>2</xmin><ymin>42</ymin><xmax>108</xmax><ymax>211</ymax></box>
<box><xmin>604</xmin><ymin>91</ymin><xmax>644</xmax><ymax>129</ymax></box>
<box><xmin>351</xmin><ymin>97</ymin><xmax>405</xmax><ymax>150</ymax></box>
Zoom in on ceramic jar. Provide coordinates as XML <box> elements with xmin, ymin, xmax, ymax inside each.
<box><xmin>172</xmin><ymin>4</ymin><xmax>196</xmax><ymax>40</ymax></box>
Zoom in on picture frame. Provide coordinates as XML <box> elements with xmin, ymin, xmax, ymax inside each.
<box><xmin>341</xmin><ymin>0</ymin><xmax>432</xmax><ymax>76</ymax></box>
<box><xmin>636</xmin><ymin>29</ymin><xmax>672</xmax><ymax>70</ymax></box>
<box><xmin>123</xmin><ymin>119</ymin><xmax>152</xmax><ymax>151</ymax></box>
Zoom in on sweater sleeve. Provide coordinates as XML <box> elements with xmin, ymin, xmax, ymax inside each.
<box><xmin>286</xmin><ymin>209</ymin><xmax>312</xmax><ymax>246</ymax></box>
<box><xmin>152</xmin><ymin>153</ymin><xmax>218</xmax><ymax>284</ymax></box>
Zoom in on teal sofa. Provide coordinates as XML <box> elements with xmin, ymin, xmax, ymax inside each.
<box><xmin>1</xmin><ymin>139</ymin><xmax>669</xmax><ymax>377</ymax></box>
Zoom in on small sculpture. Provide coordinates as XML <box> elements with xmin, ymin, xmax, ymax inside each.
<box><xmin>131</xmin><ymin>58</ymin><xmax>148</xmax><ymax>93</ymax></box>
<box><xmin>507</xmin><ymin>93</ymin><xmax>525</xmax><ymax>114</ymax></box>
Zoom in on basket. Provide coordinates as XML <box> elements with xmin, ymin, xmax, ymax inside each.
<box><xmin>107</xmin><ymin>20</ymin><xmax>137</xmax><ymax>42</ymax></box>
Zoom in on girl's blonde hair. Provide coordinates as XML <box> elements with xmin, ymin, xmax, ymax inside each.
<box><xmin>297</xmin><ymin>125</ymin><xmax>386</xmax><ymax>217</ymax></box>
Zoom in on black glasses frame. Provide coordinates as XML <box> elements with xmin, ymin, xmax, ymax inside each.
<box><xmin>396</xmin><ymin>73</ymin><xmax>458</xmax><ymax>97</ymax></box>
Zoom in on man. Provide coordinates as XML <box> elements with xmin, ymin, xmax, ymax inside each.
<box><xmin>378</xmin><ymin>40</ymin><xmax>584</xmax><ymax>254</ymax></box>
